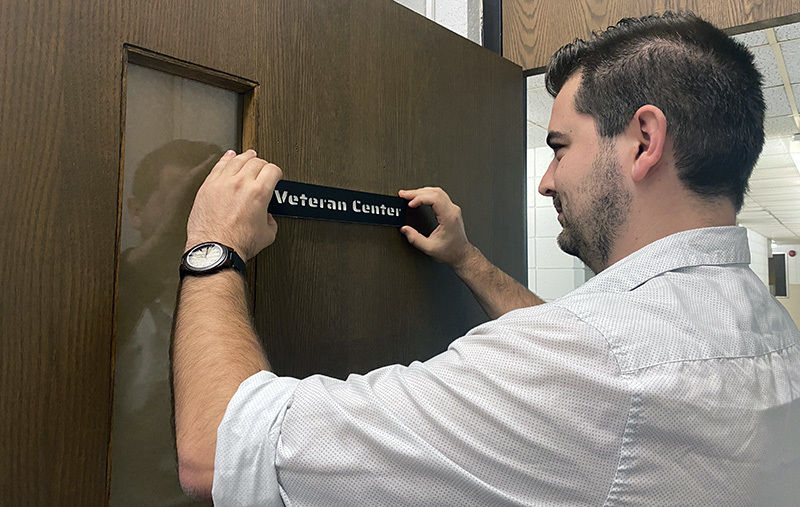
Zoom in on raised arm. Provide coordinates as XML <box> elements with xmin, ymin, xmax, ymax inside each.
<box><xmin>398</xmin><ymin>187</ymin><xmax>544</xmax><ymax>320</ymax></box>
<box><xmin>171</xmin><ymin>150</ymin><xmax>282</xmax><ymax>500</ymax></box>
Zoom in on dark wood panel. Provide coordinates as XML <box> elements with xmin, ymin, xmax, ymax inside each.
<box><xmin>0</xmin><ymin>0</ymin><xmax>523</xmax><ymax>503</ymax></box>
<box><xmin>249</xmin><ymin>0</ymin><xmax>524</xmax><ymax>378</ymax></box>
<box><xmin>504</xmin><ymin>0</ymin><xmax>800</xmax><ymax>72</ymax></box>
<box><xmin>0</xmin><ymin>1</ymin><xmax>124</xmax><ymax>504</ymax></box>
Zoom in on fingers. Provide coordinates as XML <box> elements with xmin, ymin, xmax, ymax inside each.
<box><xmin>241</xmin><ymin>156</ymin><xmax>268</xmax><ymax>180</ymax></box>
<box><xmin>400</xmin><ymin>225</ymin><xmax>431</xmax><ymax>253</ymax></box>
<box><xmin>217</xmin><ymin>149</ymin><xmax>258</xmax><ymax>176</ymax></box>
<box><xmin>209</xmin><ymin>150</ymin><xmax>237</xmax><ymax>177</ymax></box>
<box><xmin>211</xmin><ymin>150</ymin><xmax>281</xmax><ymax>185</ymax></box>
<box><xmin>256</xmin><ymin>162</ymin><xmax>283</xmax><ymax>190</ymax></box>
<box><xmin>398</xmin><ymin>187</ymin><xmax>458</xmax><ymax>219</ymax></box>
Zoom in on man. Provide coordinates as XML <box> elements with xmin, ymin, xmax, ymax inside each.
<box><xmin>172</xmin><ymin>12</ymin><xmax>800</xmax><ymax>506</ymax></box>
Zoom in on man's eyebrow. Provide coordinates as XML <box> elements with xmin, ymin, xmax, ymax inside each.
<box><xmin>546</xmin><ymin>131</ymin><xmax>569</xmax><ymax>149</ymax></box>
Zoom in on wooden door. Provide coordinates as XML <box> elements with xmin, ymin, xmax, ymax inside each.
<box><xmin>0</xmin><ymin>0</ymin><xmax>523</xmax><ymax>504</ymax></box>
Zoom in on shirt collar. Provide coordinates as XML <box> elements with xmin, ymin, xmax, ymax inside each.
<box><xmin>589</xmin><ymin>226</ymin><xmax>750</xmax><ymax>292</ymax></box>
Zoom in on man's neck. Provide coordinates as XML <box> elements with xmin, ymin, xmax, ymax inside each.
<box><xmin>602</xmin><ymin>197</ymin><xmax>737</xmax><ymax>271</ymax></box>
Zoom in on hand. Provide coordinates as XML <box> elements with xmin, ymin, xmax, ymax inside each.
<box><xmin>398</xmin><ymin>187</ymin><xmax>477</xmax><ymax>269</ymax></box>
<box><xmin>185</xmin><ymin>150</ymin><xmax>282</xmax><ymax>260</ymax></box>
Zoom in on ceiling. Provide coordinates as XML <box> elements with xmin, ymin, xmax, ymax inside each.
<box><xmin>734</xmin><ymin>24</ymin><xmax>800</xmax><ymax>243</ymax></box>
<box><xmin>526</xmin><ymin>22</ymin><xmax>800</xmax><ymax>243</ymax></box>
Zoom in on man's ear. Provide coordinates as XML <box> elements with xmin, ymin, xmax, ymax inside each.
<box><xmin>629</xmin><ymin>105</ymin><xmax>667</xmax><ymax>183</ymax></box>
<box><xmin>128</xmin><ymin>196</ymin><xmax>143</xmax><ymax>230</ymax></box>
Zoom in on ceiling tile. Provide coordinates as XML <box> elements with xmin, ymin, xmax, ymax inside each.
<box><xmin>749</xmin><ymin>197</ymin><xmax>800</xmax><ymax>208</ymax></box>
<box><xmin>748</xmin><ymin>176</ymin><xmax>800</xmax><ymax>189</ymax></box>
<box><xmin>776</xmin><ymin>22</ymin><xmax>800</xmax><ymax>42</ymax></box>
<box><xmin>743</xmin><ymin>194</ymin><xmax>761</xmax><ymax>206</ymax></box>
<box><xmin>764</xmin><ymin>86</ymin><xmax>792</xmax><ymax>117</ymax></box>
<box><xmin>527</xmin><ymin>73</ymin><xmax>546</xmax><ymax>90</ymax></box>
<box><xmin>747</xmin><ymin>186</ymin><xmax>800</xmax><ymax>197</ymax></box>
<box><xmin>764</xmin><ymin>116</ymin><xmax>797</xmax><ymax>137</ymax></box>
<box><xmin>738</xmin><ymin>209</ymin><xmax>773</xmax><ymax>218</ymax></box>
<box><xmin>741</xmin><ymin>223</ymin><xmax>794</xmax><ymax>239</ymax></box>
<box><xmin>752</xmin><ymin>159</ymin><xmax>795</xmax><ymax>175</ymax></box>
<box><xmin>780</xmin><ymin>40</ymin><xmax>800</xmax><ymax>84</ymax></box>
<box><xmin>757</xmin><ymin>203</ymin><xmax>800</xmax><ymax>211</ymax></box>
<box><xmin>762</xmin><ymin>136</ymin><xmax>792</xmax><ymax>155</ymax></box>
<box><xmin>733</xmin><ymin>30</ymin><xmax>769</xmax><ymax>47</ymax></box>
<box><xmin>527</xmin><ymin>88</ymin><xmax>553</xmax><ymax>128</ymax></box>
<box><xmin>790</xmin><ymin>84</ymin><xmax>800</xmax><ymax>109</ymax></box>
<box><xmin>753</xmin><ymin>45</ymin><xmax>784</xmax><ymax>87</ymax></box>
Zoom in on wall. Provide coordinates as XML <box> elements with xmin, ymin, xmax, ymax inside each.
<box><xmin>394</xmin><ymin>0</ymin><xmax>482</xmax><ymax>44</ymax></box>
<box><xmin>770</xmin><ymin>243</ymin><xmax>800</xmax><ymax>327</ymax></box>
<box><xmin>525</xmin><ymin>73</ymin><xmax>588</xmax><ymax>300</ymax></box>
<box><xmin>746</xmin><ymin>228</ymin><xmax>770</xmax><ymax>286</ymax></box>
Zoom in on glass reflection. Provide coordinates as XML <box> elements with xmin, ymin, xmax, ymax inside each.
<box><xmin>111</xmin><ymin>64</ymin><xmax>240</xmax><ymax>506</ymax></box>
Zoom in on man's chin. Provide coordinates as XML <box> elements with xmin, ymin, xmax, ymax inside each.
<box><xmin>556</xmin><ymin>230</ymin><xmax>581</xmax><ymax>259</ymax></box>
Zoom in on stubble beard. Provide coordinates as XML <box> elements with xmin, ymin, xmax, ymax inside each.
<box><xmin>555</xmin><ymin>142</ymin><xmax>631</xmax><ymax>273</ymax></box>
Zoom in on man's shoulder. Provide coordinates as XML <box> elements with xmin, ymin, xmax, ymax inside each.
<box><xmin>550</xmin><ymin>263</ymin><xmax>800</xmax><ymax>373</ymax></box>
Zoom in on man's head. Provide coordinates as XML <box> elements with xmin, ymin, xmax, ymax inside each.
<box><xmin>538</xmin><ymin>11</ymin><xmax>765</xmax><ymax>272</ymax></box>
<box><xmin>129</xmin><ymin>140</ymin><xmax>221</xmax><ymax>240</ymax></box>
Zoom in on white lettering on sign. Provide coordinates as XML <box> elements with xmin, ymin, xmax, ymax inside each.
<box><xmin>352</xmin><ymin>200</ymin><xmax>401</xmax><ymax>217</ymax></box>
<box><xmin>274</xmin><ymin>190</ymin><xmax>347</xmax><ymax>211</ymax></box>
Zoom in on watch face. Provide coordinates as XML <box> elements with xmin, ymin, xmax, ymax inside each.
<box><xmin>186</xmin><ymin>243</ymin><xmax>225</xmax><ymax>270</ymax></box>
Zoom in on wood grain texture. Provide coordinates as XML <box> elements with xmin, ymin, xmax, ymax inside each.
<box><xmin>504</xmin><ymin>0</ymin><xmax>800</xmax><ymax>72</ymax></box>
<box><xmin>0</xmin><ymin>1</ymin><xmax>123</xmax><ymax>504</ymax></box>
<box><xmin>248</xmin><ymin>0</ymin><xmax>524</xmax><ymax>378</ymax></box>
<box><xmin>0</xmin><ymin>0</ymin><xmax>523</xmax><ymax>503</ymax></box>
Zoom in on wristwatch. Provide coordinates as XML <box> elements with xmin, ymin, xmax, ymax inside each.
<box><xmin>180</xmin><ymin>242</ymin><xmax>246</xmax><ymax>278</ymax></box>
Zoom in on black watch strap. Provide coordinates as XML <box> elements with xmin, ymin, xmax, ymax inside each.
<box><xmin>180</xmin><ymin>242</ymin><xmax>247</xmax><ymax>279</ymax></box>
<box><xmin>226</xmin><ymin>248</ymin><xmax>247</xmax><ymax>276</ymax></box>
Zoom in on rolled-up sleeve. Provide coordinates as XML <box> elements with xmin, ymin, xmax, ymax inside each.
<box><xmin>212</xmin><ymin>305</ymin><xmax>629</xmax><ymax>506</ymax></box>
<box><xmin>212</xmin><ymin>371</ymin><xmax>300</xmax><ymax>506</ymax></box>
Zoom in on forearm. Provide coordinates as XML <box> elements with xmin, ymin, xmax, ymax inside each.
<box><xmin>453</xmin><ymin>245</ymin><xmax>544</xmax><ymax>320</ymax></box>
<box><xmin>171</xmin><ymin>270</ymin><xmax>268</xmax><ymax>498</ymax></box>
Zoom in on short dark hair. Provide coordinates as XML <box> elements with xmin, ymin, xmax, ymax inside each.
<box><xmin>133</xmin><ymin>139</ymin><xmax>222</xmax><ymax>202</ymax></box>
<box><xmin>545</xmin><ymin>11</ymin><xmax>765</xmax><ymax>211</ymax></box>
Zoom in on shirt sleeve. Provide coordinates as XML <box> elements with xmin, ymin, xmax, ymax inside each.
<box><xmin>212</xmin><ymin>304</ymin><xmax>630</xmax><ymax>507</ymax></box>
<box><xmin>212</xmin><ymin>371</ymin><xmax>299</xmax><ymax>506</ymax></box>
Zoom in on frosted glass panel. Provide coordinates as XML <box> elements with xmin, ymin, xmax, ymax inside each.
<box><xmin>111</xmin><ymin>64</ymin><xmax>241</xmax><ymax>506</ymax></box>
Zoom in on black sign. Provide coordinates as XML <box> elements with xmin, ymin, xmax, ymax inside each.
<box><xmin>268</xmin><ymin>180</ymin><xmax>437</xmax><ymax>235</ymax></box>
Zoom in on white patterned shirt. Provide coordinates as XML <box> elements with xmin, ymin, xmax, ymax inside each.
<box><xmin>213</xmin><ymin>226</ymin><xmax>800</xmax><ymax>506</ymax></box>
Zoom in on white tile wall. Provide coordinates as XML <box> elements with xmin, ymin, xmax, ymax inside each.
<box><xmin>535</xmin><ymin>237</ymin><xmax>575</xmax><ymax>268</ymax></box>
<box><xmin>527</xmin><ymin>122</ymin><xmax>547</xmax><ymax>148</ymax></box>
<box><xmin>525</xmin><ymin>73</ymin><xmax>589</xmax><ymax>300</ymax></box>
<box><xmin>746</xmin><ymin>228</ymin><xmax>770</xmax><ymax>286</ymax></box>
<box><xmin>535</xmin><ymin>204</ymin><xmax>562</xmax><ymax>236</ymax></box>
<box><xmin>536</xmin><ymin>268</ymin><xmax>579</xmax><ymax>300</ymax></box>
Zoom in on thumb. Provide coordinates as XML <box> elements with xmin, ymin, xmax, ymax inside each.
<box><xmin>400</xmin><ymin>226</ymin><xmax>430</xmax><ymax>253</ymax></box>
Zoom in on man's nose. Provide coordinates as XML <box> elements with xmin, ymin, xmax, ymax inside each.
<box><xmin>538</xmin><ymin>159</ymin><xmax>556</xmax><ymax>197</ymax></box>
